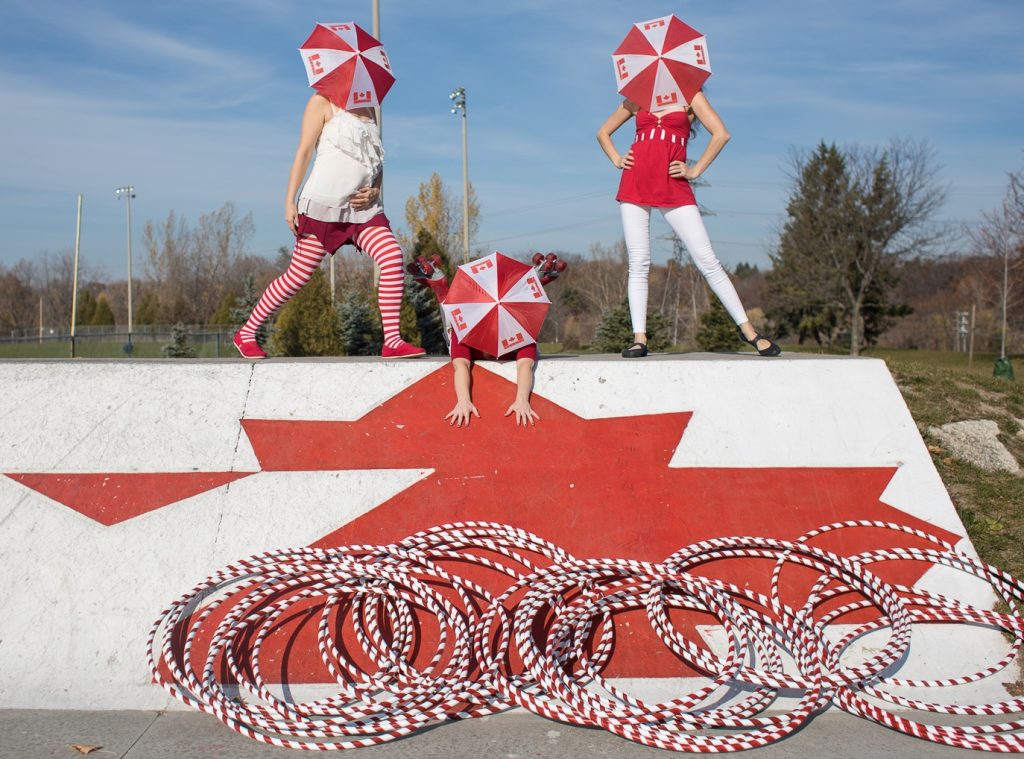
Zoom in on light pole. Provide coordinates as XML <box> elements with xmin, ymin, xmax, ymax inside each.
<box><xmin>367</xmin><ymin>0</ymin><xmax>382</xmax><ymax>295</ymax></box>
<box><xmin>994</xmin><ymin>238</ymin><xmax>1014</xmax><ymax>379</ymax></box>
<box><xmin>372</xmin><ymin>0</ymin><xmax>382</xmax><ymax>156</ymax></box>
<box><xmin>70</xmin><ymin>193</ymin><xmax>83</xmax><ymax>358</ymax></box>
<box><xmin>449</xmin><ymin>86</ymin><xmax>470</xmax><ymax>263</ymax></box>
<box><xmin>115</xmin><ymin>185</ymin><xmax>135</xmax><ymax>353</ymax></box>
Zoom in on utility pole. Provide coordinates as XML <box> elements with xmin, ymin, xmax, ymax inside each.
<box><xmin>71</xmin><ymin>194</ymin><xmax>83</xmax><ymax>358</ymax></box>
<box><xmin>368</xmin><ymin>0</ymin><xmax>382</xmax><ymax>295</ymax></box>
<box><xmin>449</xmin><ymin>87</ymin><xmax>470</xmax><ymax>263</ymax></box>
<box><xmin>968</xmin><ymin>303</ymin><xmax>976</xmax><ymax>369</ymax></box>
<box><xmin>994</xmin><ymin>240</ymin><xmax>1014</xmax><ymax>379</ymax></box>
<box><xmin>372</xmin><ymin>0</ymin><xmax>381</xmax><ymax>140</ymax></box>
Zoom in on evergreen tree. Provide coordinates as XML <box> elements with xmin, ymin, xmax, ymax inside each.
<box><xmin>231</xmin><ymin>275</ymin><xmax>268</xmax><ymax>346</ymax></box>
<box><xmin>765</xmin><ymin>142</ymin><xmax>850</xmax><ymax>347</ymax></box>
<box><xmin>134</xmin><ymin>290</ymin><xmax>163</xmax><ymax>326</ymax></box>
<box><xmin>162</xmin><ymin>322</ymin><xmax>197</xmax><ymax>358</ymax></box>
<box><xmin>207</xmin><ymin>290</ymin><xmax>238</xmax><ymax>326</ymax></box>
<box><xmin>591</xmin><ymin>299</ymin><xmax>669</xmax><ymax>353</ymax></box>
<box><xmin>695</xmin><ymin>296</ymin><xmax>744</xmax><ymax>352</ymax></box>
<box><xmin>407</xmin><ymin>229</ymin><xmax>450</xmax><ymax>354</ymax></box>
<box><xmin>90</xmin><ymin>294</ymin><xmax>116</xmax><ymax>326</ymax></box>
<box><xmin>766</xmin><ymin>140</ymin><xmax>943</xmax><ymax>354</ymax></box>
<box><xmin>410</xmin><ymin>284</ymin><xmax>447</xmax><ymax>354</ymax></box>
<box><xmin>268</xmin><ymin>269</ymin><xmax>344</xmax><ymax>357</ymax></box>
<box><xmin>399</xmin><ymin>299</ymin><xmax>420</xmax><ymax>347</ymax></box>
<box><xmin>75</xmin><ymin>290</ymin><xmax>97</xmax><ymax>326</ymax></box>
<box><xmin>850</xmin><ymin>275</ymin><xmax>914</xmax><ymax>348</ymax></box>
<box><xmin>338</xmin><ymin>289</ymin><xmax>382</xmax><ymax>356</ymax></box>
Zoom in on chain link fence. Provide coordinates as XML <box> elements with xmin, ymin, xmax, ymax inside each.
<box><xmin>0</xmin><ymin>325</ymin><xmax>239</xmax><ymax>359</ymax></box>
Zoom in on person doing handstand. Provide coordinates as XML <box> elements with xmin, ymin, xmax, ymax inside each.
<box><xmin>408</xmin><ymin>254</ymin><xmax>566</xmax><ymax>427</ymax></box>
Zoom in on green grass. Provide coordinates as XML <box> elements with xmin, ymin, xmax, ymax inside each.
<box><xmin>783</xmin><ymin>344</ymin><xmax>1024</xmax><ymax>578</ymax></box>
<box><xmin>877</xmin><ymin>352</ymin><xmax>1024</xmax><ymax>578</ymax></box>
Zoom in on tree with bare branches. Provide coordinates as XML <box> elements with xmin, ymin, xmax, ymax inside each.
<box><xmin>143</xmin><ymin>203</ymin><xmax>255</xmax><ymax>324</ymax></box>
<box><xmin>401</xmin><ymin>172</ymin><xmax>479</xmax><ymax>261</ymax></box>
<box><xmin>970</xmin><ymin>168</ymin><xmax>1024</xmax><ymax>357</ymax></box>
<box><xmin>0</xmin><ymin>261</ymin><xmax>36</xmax><ymax>333</ymax></box>
<box><xmin>576</xmin><ymin>240</ymin><xmax>627</xmax><ymax>315</ymax></box>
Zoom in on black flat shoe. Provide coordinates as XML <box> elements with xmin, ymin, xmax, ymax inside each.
<box><xmin>621</xmin><ymin>342</ymin><xmax>648</xmax><ymax>358</ymax></box>
<box><xmin>738</xmin><ymin>329</ymin><xmax>781</xmax><ymax>357</ymax></box>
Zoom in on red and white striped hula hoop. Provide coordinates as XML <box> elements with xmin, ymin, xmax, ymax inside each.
<box><xmin>148</xmin><ymin>520</ymin><xmax>1024</xmax><ymax>752</ymax></box>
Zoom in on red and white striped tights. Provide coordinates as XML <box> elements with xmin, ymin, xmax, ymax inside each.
<box><xmin>238</xmin><ymin>226</ymin><xmax>406</xmax><ymax>348</ymax></box>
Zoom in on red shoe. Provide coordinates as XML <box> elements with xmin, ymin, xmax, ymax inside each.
<box><xmin>381</xmin><ymin>341</ymin><xmax>427</xmax><ymax>359</ymax></box>
<box><xmin>233</xmin><ymin>331</ymin><xmax>267</xmax><ymax>359</ymax></box>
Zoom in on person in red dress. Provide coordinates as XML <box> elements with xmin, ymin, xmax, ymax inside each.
<box><xmin>596</xmin><ymin>92</ymin><xmax>780</xmax><ymax>357</ymax></box>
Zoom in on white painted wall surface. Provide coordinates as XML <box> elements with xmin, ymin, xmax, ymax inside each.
<box><xmin>0</xmin><ymin>356</ymin><xmax>1010</xmax><ymax>709</ymax></box>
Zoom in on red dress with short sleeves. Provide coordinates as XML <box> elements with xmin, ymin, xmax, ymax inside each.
<box><xmin>615</xmin><ymin>110</ymin><xmax>697</xmax><ymax>208</ymax></box>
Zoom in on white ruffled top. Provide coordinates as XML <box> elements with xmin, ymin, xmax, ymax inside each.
<box><xmin>298</xmin><ymin>105</ymin><xmax>384</xmax><ymax>224</ymax></box>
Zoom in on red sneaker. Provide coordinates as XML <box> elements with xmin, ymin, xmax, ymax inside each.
<box><xmin>233</xmin><ymin>331</ymin><xmax>267</xmax><ymax>359</ymax></box>
<box><xmin>381</xmin><ymin>341</ymin><xmax>426</xmax><ymax>359</ymax></box>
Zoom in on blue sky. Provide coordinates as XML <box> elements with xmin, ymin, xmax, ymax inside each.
<box><xmin>0</xmin><ymin>0</ymin><xmax>1021</xmax><ymax>278</ymax></box>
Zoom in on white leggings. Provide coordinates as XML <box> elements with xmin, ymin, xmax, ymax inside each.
<box><xmin>620</xmin><ymin>202</ymin><xmax>748</xmax><ymax>333</ymax></box>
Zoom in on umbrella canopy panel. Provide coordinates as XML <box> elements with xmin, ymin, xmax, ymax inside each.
<box><xmin>300</xmin><ymin>22</ymin><xmax>395</xmax><ymax>109</ymax></box>
<box><xmin>441</xmin><ymin>253</ymin><xmax>551</xmax><ymax>357</ymax></box>
<box><xmin>612</xmin><ymin>15</ymin><xmax>711</xmax><ymax>111</ymax></box>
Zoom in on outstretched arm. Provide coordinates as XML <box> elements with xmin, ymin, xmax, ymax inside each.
<box><xmin>445</xmin><ymin>358</ymin><xmax>479</xmax><ymax>427</ymax></box>
<box><xmin>505</xmin><ymin>357</ymin><xmax>539</xmax><ymax>426</ymax></box>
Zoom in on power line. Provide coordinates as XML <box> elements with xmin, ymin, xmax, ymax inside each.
<box><xmin>478</xmin><ymin>215</ymin><xmax>617</xmax><ymax>245</ymax></box>
<box><xmin>485</xmin><ymin>190</ymin><xmax>611</xmax><ymax>218</ymax></box>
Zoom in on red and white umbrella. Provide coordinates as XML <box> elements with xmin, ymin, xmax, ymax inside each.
<box><xmin>611</xmin><ymin>15</ymin><xmax>711</xmax><ymax>111</ymax></box>
<box><xmin>441</xmin><ymin>252</ymin><xmax>550</xmax><ymax>357</ymax></box>
<box><xmin>299</xmin><ymin>22</ymin><xmax>395</xmax><ymax>109</ymax></box>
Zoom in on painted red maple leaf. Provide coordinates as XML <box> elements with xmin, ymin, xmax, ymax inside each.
<box><xmin>240</xmin><ymin>366</ymin><xmax>958</xmax><ymax>677</ymax></box>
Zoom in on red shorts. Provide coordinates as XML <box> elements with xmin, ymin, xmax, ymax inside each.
<box><xmin>296</xmin><ymin>213</ymin><xmax>391</xmax><ymax>254</ymax></box>
<box><xmin>449</xmin><ymin>330</ymin><xmax>538</xmax><ymax>363</ymax></box>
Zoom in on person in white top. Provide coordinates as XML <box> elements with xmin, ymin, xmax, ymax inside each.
<box><xmin>233</xmin><ymin>93</ymin><xmax>425</xmax><ymax>359</ymax></box>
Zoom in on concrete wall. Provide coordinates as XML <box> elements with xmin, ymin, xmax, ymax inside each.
<box><xmin>0</xmin><ymin>355</ymin><xmax>1006</xmax><ymax>709</ymax></box>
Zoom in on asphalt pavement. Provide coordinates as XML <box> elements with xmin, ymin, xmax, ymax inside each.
<box><xmin>0</xmin><ymin>709</ymin><xmax>989</xmax><ymax>759</ymax></box>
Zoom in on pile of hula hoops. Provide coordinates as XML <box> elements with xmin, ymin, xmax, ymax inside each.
<box><xmin>148</xmin><ymin>520</ymin><xmax>1024</xmax><ymax>752</ymax></box>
